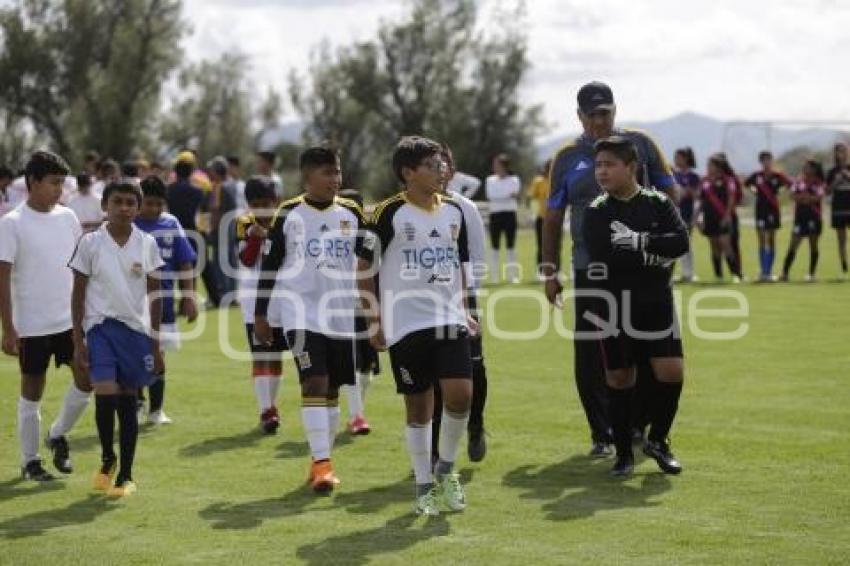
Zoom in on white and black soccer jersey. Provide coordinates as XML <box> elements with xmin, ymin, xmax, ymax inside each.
<box><xmin>255</xmin><ymin>195</ymin><xmax>365</xmax><ymax>338</ymax></box>
<box><xmin>360</xmin><ymin>193</ymin><xmax>470</xmax><ymax>347</ymax></box>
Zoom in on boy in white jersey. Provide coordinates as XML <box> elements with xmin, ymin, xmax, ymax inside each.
<box><xmin>236</xmin><ymin>176</ymin><xmax>287</xmax><ymax>433</ymax></box>
<box><xmin>70</xmin><ymin>180</ymin><xmax>165</xmax><ymax>496</ymax></box>
<box><xmin>357</xmin><ymin>136</ymin><xmax>476</xmax><ymax>516</ymax></box>
<box><xmin>254</xmin><ymin>147</ymin><xmax>366</xmax><ymax>493</ymax></box>
<box><xmin>0</xmin><ymin>151</ymin><xmax>92</xmax><ymax>482</ymax></box>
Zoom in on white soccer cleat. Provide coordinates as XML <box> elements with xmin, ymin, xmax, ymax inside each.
<box><xmin>148</xmin><ymin>410</ymin><xmax>173</xmax><ymax>425</ymax></box>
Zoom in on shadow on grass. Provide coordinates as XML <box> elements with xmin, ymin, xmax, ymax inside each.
<box><xmin>0</xmin><ymin>494</ymin><xmax>118</xmax><ymax>539</ymax></box>
<box><xmin>0</xmin><ymin>477</ymin><xmax>66</xmax><ymax>503</ymax></box>
<box><xmin>295</xmin><ymin>512</ymin><xmax>450</xmax><ymax>566</ymax></box>
<box><xmin>179</xmin><ymin>429</ymin><xmax>265</xmax><ymax>457</ymax></box>
<box><xmin>275</xmin><ymin>434</ymin><xmax>353</xmax><ymax>460</ymax></box>
<box><xmin>198</xmin><ymin>484</ymin><xmax>325</xmax><ymax>530</ymax></box>
<box><xmin>502</xmin><ymin>455</ymin><xmax>671</xmax><ymax>522</ymax></box>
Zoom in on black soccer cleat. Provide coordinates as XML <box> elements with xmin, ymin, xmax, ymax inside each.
<box><xmin>468</xmin><ymin>428</ymin><xmax>487</xmax><ymax>463</ymax></box>
<box><xmin>45</xmin><ymin>434</ymin><xmax>73</xmax><ymax>474</ymax></box>
<box><xmin>588</xmin><ymin>441</ymin><xmax>613</xmax><ymax>458</ymax></box>
<box><xmin>22</xmin><ymin>459</ymin><xmax>56</xmax><ymax>482</ymax></box>
<box><xmin>610</xmin><ymin>454</ymin><xmax>634</xmax><ymax>477</ymax></box>
<box><xmin>643</xmin><ymin>439</ymin><xmax>683</xmax><ymax>475</ymax></box>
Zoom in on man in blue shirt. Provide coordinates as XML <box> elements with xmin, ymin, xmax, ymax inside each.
<box><xmin>541</xmin><ymin>82</ymin><xmax>678</xmax><ymax>457</ymax></box>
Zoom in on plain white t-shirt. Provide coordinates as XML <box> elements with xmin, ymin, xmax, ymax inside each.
<box><xmin>484</xmin><ymin>174</ymin><xmax>521</xmax><ymax>213</ymax></box>
<box><xmin>0</xmin><ymin>203</ymin><xmax>82</xmax><ymax>337</ymax></box>
<box><xmin>67</xmin><ymin>193</ymin><xmax>104</xmax><ymax>229</ymax></box>
<box><xmin>448</xmin><ymin>172</ymin><xmax>482</xmax><ymax>200</ymax></box>
<box><xmin>68</xmin><ymin>224</ymin><xmax>165</xmax><ymax>335</ymax></box>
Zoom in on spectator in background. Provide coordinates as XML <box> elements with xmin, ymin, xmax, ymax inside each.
<box><xmin>207</xmin><ymin>156</ymin><xmax>238</xmax><ymax>300</ymax></box>
<box><xmin>485</xmin><ymin>153</ymin><xmax>522</xmax><ymax>284</ymax></box>
<box><xmin>698</xmin><ymin>154</ymin><xmax>742</xmax><ymax>281</ymax></box>
<box><xmin>121</xmin><ymin>161</ymin><xmax>140</xmax><ymax>182</ymax></box>
<box><xmin>91</xmin><ymin>159</ymin><xmax>120</xmax><ymax>199</ymax></box>
<box><xmin>149</xmin><ymin>161</ymin><xmax>167</xmax><ymax>182</ymax></box>
<box><xmin>526</xmin><ymin>159</ymin><xmax>553</xmax><ymax>280</ymax></box>
<box><xmin>0</xmin><ymin>166</ymin><xmax>14</xmax><ymax>217</ymax></box>
<box><xmin>826</xmin><ymin>142</ymin><xmax>850</xmax><ymax>279</ymax></box>
<box><xmin>226</xmin><ymin>156</ymin><xmax>247</xmax><ymax>212</ymax></box>
<box><xmin>745</xmin><ymin>151</ymin><xmax>792</xmax><ymax>281</ymax></box>
<box><xmin>447</xmin><ymin>166</ymin><xmax>482</xmax><ymax>200</ymax></box>
<box><xmin>673</xmin><ymin>147</ymin><xmax>700</xmax><ymax>282</ymax></box>
<box><xmin>67</xmin><ymin>173</ymin><xmax>104</xmax><ymax>232</ymax></box>
<box><xmin>136</xmin><ymin>159</ymin><xmax>151</xmax><ymax>180</ymax></box>
<box><xmin>255</xmin><ymin>151</ymin><xmax>284</xmax><ymax>199</ymax></box>
<box><xmin>715</xmin><ymin>152</ymin><xmax>744</xmax><ymax>277</ymax></box>
<box><xmin>83</xmin><ymin>151</ymin><xmax>100</xmax><ymax>178</ymax></box>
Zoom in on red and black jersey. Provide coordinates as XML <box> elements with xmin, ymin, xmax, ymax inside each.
<box><xmin>699</xmin><ymin>175</ymin><xmax>735</xmax><ymax>219</ymax></box>
<box><xmin>791</xmin><ymin>177</ymin><xmax>825</xmax><ymax>220</ymax></box>
<box><xmin>746</xmin><ymin>170</ymin><xmax>792</xmax><ymax>217</ymax></box>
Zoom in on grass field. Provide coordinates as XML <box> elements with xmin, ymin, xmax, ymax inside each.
<box><xmin>1</xmin><ymin>219</ymin><xmax>849</xmax><ymax>565</ymax></box>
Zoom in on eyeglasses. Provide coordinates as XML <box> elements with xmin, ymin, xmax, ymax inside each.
<box><xmin>421</xmin><ymin>158</ymin><xmax>447</xmax><ymax>172</ymax></box>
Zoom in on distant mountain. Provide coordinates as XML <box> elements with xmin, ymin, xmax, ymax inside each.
<box><xmin>537</xmin><ymin>112</ymin><xmax>849</xmax><ymax>174</ymax></box>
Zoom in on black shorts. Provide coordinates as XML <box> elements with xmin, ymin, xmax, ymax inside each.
<box><xmin>285</xmin><ymin>329</ymin><xmax>356</xmax><ymax>387</ymax></box>
<box><xmin>793</xmin><ymin>216</ymin><xmax>822</xmax><ymax>236</ymax></box>
<box><xmin>702</xmin><ymin>212</ymin><xmax>730</xmax><ymax>237</ymax></box>
<box><xmin>831</xmin><ymin>213</ymin><xmax>850</xmax><ymax>229</ymax></box>
<box><xmin>245</xmin><ymin>323</ymin><xmax>288</xmax><ymax>363</ymax></box>
<box><xmin>19</xmin><ymin>330</ymin><xmax>74</xmax><ymax>376</ymax></box>
<box><xmin>598</xmin><ymin>300</ymin><xmax>683</xmax><ymax>372</ymax></box>
<box><xmin>756</xmin><ymin>211</ymin><xmax>781</xmax><ymax>231</ymax></box>
<box><xmin>388</xmin><ymin>325</ymin><xmax>472</xmax><ymax>395</ymax></box>
<box><xmin>354</xmin><ymin>316</ymin><xmax>380</xmax><ymax>375</ymax></box>
<box><xmin>489</xmin><ymin>211</ymin><xmax>517</xmax><ymax>249</ymax></box>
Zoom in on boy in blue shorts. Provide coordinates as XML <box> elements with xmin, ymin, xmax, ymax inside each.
<box><xmin>134</xmin><ymin>176</ymin><xmax>198</xmax><ymax>425</ymax></box>
<box><xmin>70</xmin><ymin>180</ymin><xmax>165</xmax><ymax>496</ymax></box>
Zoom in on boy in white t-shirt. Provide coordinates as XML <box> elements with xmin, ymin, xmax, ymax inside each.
<box><xmin>69</xmin><ymin>180</ymin><xmax>165</xmax><ymax>497</ymax></box>
<box><xmin>0</xmin><ymin>151</ymin><xmax>93</xmax><ymax>482</ymax></box>
<box><xmin>67</xmin><ymin>173</ymin><xmax>104</xmax><ymax>232</ymax></box>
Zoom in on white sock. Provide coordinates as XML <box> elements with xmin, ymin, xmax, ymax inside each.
<box><xmin>681</xmin><ymin>249</ymin><xmax>694</xmax><ymax>278</ymax></box>
<box><xmin>254</xmin><ymin>376</ymin><xmax>273</xmax><ymax>413</ymax></box>
<box><xmin>405</xmin><ymin>422</ymin><xmax>433</xmax><ymax>486</ymax></box>
<box><xmin>489</xmin><ymin>249</ymin><xmax>500</xmax><ymax>282</ymax></box>
<box><xmin>18</xmin><ymin>398</ymin><xmax>41</xmax><ymax>466</ymax></box>
<box><xmin>49</xmin><ymin>383</ymin><xmax>91</xmax><ymax>439</ymax></box>
<box><xmin>438</xmin><ymin>410</ymin><xmax>470</xmax><ymax>469</ymax></box>
<box><xmin>345</xmin><ymin>381</ymin><xmax>363</xmax><ymax>419</ymax></box>
<box><xmin>269</xmin><ymin>375</ymin><xmax>281</xmax><ymax>405</ymax></box>
<box><xmin>301</xmin><ymin>405</ymin><xmax>331</xmax><ymax>460</ymax></box>
<box><xmin>506</xmin><ymin>248</ymin><xmax>519</xmax><ymax>280</ymax></box>
<box><xmin>328</xmin><ymin>404</ymin><xmax>341</xmax><ymax>451</ymax></box>
<box><xmin>358</xmin><ymin>371</ymin><xmax>370</xmax><ymax>403</ymax></box>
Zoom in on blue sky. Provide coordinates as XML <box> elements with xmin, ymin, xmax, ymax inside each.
<box><xmin>179</xmin><ymin>0</ymin><xmax>850</xmax><ymax>136</ymax></box>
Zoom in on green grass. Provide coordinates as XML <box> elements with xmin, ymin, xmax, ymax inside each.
<box><xmin>1</xmin><ymin>219</ymin><xmax>849</xmax><ymax>565</ymax></box>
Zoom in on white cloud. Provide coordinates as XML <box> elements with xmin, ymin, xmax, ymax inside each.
<box><xmin>181</xmin><ymin>0</ymin><xmax>850</xmax><ymax>137</ymax></box>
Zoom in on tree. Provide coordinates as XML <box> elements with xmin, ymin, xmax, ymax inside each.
<box><xmin>290</xmin><ymin>0</ymin><xmax>543</xmax><ymax>199</ymax></box>
<box><xmin>158</xmin><ymin>52</ymin><xmax>255</xmax><ymax>160</ymax></box>
<box><xmin>0</xmin><ymin>0</ymin><xmax>185</xmax><ymax>165</ymax></box>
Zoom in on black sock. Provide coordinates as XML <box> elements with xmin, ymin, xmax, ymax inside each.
<box><xmin>711</xmin><ymin>255</ymin><xmax>722</xmax><ymax>278</ymax></box>
<box><xmin>149</xmin><ymin>377</ymin><xmax>165</xmax><ymax>413</ymax></box>
<box><xmin>431</xmin><ymin>385</ymin><xmax>443</xmax><ymax>461</ymax></box>
<box><xmin>95</xmin><ymin>395</ymin><xmax>118</xmax><ymax>466</ymax></box>
<box><xmin>116</xmin><ymin>394</ymin><xmax>139</xmax><ymax>484</ymax></box>
<box><xmin>809</xmin><ymin>250</ymin><xmax>819</xmax><ymax>276</ymax></box>
<box><xmin>137</xmin><ymin>388</ymin><xmax>145</xmax><ymax>402</ymax></box>
<box><xmin>607</xmin><ymin>385</ymin><xmax>634</xmax><ymax>459</ymax></box>
<box><xmin>649</xmin><ymin>381</ymin><xmax>683</xmax><ymax>443</ymax></box>
<box><xmin>468</xmin><ymin>359</ymin><xmax>487</xmax><ymax>437</ymax></box>
<box><xmin>783</xmin><ymin>249</ymin><xmax>796</xmax><ymax>276</ymax></box>
<box><xmin>842</xmin><ymin>257</ymin><xmax>848</xmax><ymax>273</ymax></box>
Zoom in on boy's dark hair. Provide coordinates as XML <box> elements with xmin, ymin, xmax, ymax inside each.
<box><xmin>675</xmin><ymin>147</ymin><xmax>696</xmax><ymax>169</ymax></box>
<box><xmin>709</xmin><ymin>152</ymin><xmax>736</xmax><ymax>176</ymax></box>
<box><xmin>257</xmin><ymin>151</ymin><xmax>276</xmax><ymax>165</ymax></box>
<box><xmin>140</xmin><ymin>175</ymin><xmax>168</xmax><ymax>200</ymax></box>
<box><xmin>495</xmin><ymin>153</ymin><xmax>514</xmax><ymax>175</ymax></box>
<box><xmin>758</xmin><ymin>150</ymin><xmax>773</xmax><ymax>162</ymax></box>
<box><xmin>24</xmin><ymin>150</ymin><xmax>71</xmax><ymax>190</ymax></box>
<box><xmin>207</xmin><ymin>156</ymin><xmax>228</xmax><ymax>178</ymax></box>
<box><xmin>76</xmin><ymin>173</ymin><xmax>92</xmax><ymax>188</ymax></box>
<box><xmin>338</xmin><ymin>188</ymin><xmax>363</xmax><ymax>207</ymax></box>
<box><xmin>121</xmin><ymin>161</ymin><xmax>139</xmax><ymax>178</ymax></box>
<box><xmin>299</xmin><ymin>146</ymin><xmax>339</xmax><ymax>171</ymax></box>
<box><xmin>84</xmin><ymin>150</ymin><xmax>100</xmax><ymax>163</ymax></box>
<box><xmin>99</xmin><ymin>158</ymin><xmax>119</xmax><ymax>177</ymax></box>
<box><xmin>244</xmin><ymin>176</ymin><xmax>276</xmax><ymax>203</ymax></box>
<box><xmin>102</xmin><ymin>179</ymin><xmax>143</xmax><ymax>207</ymax></box>
<box><xmin>0</xmin><ymin>165</ymin><xmax>14</xmax><ymax>180</ymax></box>
<box><xmin>174</xmin><ymin>160</ymin><xmax>193</xmax><ymax>179</ymax></box>
<box><xmin>805</xmin><ymin>159</ymin><xmax>825</xmax><ymax>182</ymax></box>
<box><xmin>594</xmin><ymin>136</ymin><xmax>638</xmax><ymax>165</ymax></box>
<box><xmin>392</xmin><ymin>136</ymin><xmax>442</xmax><ymax>183</ymax></box>
<box><xmin>226</xmin><ymin>155</ymin><xmax>240</xmax><ymax>168</ymax></box>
